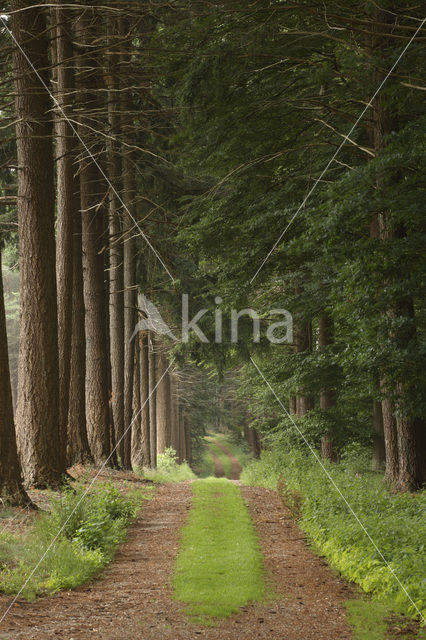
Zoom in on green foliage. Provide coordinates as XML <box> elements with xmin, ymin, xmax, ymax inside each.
<box><xmin>345</xmin><ymin>600</ymin><xmax>389</xmax><ymax>640</ymax></box>
<box><xmin>143</xmin><ymin>447</ymin><xmax>196</xmax><ymax>483</ymax></box>
<box><xmin>242</xmin><ymin>446</ymin><xmax>426</xmax><ymax>621</ymax></box>
<box><xmin>0</xmin><ymin>483</ymin><xmax>143</xmax><ymax>599</ymax></box>
<box><xmin>196</xmin><ymin>446</ymin><xmax>216</xmax><ymax>478</ymax></box>
<box><xmin>211</xmin><ymin>432</ymin><xmax>252</xmax><ymax>469</ymax></box>
<box><xmin>173</xmin><ymin>478</ymin><xmax>268</xmax><ymax>624</ymax></box>
<box><xmin>144</xmin><ymin>0</ymin><xmax>426</xmax><ymax>468</ymax></box>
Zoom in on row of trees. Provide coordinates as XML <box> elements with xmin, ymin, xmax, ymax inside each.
<box><xmin>0</xmin><ymin>1</ymin><xmax>203</xmax><ymax>505</ymax></box>
<box><xmin>140</xmin><ymin>0</ymin><xmax>425</xmax><ymax>491</ymax></box>
<box><xmin>1</xmin><ymin>1</ymin><xmax>424</xmax><ymax>503</ymax></box>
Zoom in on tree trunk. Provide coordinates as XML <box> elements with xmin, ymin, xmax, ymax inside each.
<box><xmin>12</xmin><ymin>1</ymin><xmax>64</xmax><ymax>487</ymax></box>
<box><xmin>140</xmin><ymin>333</ymin><xmax>151</xmax><ymax>467</ymax></box>
<box><xmin>246</xmin><ymin>426</ymin><xmax>261</xmax><ymax>458</ymax></box>
<box><xmin>170</xmin><ymin>373</ymin><xmax>180</xmax><ymax>459</ymax></box>
<box><xmin>318</xmin><ymin>311</ymin><xmax>338</xmax><ymax>462</ymax></box>
<box><xmin>67</xmin><ymin>174</ymin><xmax>93</xmax><ymax>466</ymax></box>
<box><xmin>131</xmin><ymin>334</ymin><xmax>142</xmax><ymax>468</ymax></box>
<box><xmin>107</xmin><ymin>21</ymin><xmax>125</xmax><ymax>466</ymax></box>
<box><xmin>372</xmin><ymin>400</ymin><xmax>386</xmax><ymax>471</ymax></box>
<box><xmin>156</xmin><ymin>350</ymin><xmax>171</xmax><ymax>454</ymax></box>
<box><xmin>122</xmin><ymin>169</ymin><xmax>137</xmax><ymax>470</ymax></box>
<box><xmin>179</xmin><ymin>409</ymin><xmax>186</xmax><ymax>462</ymax></box>
<box><xmin>0</xmin><ymin>250</ymin><xmax>32</xmax><ymax>506</ymax></box>
<box><xmin>295</xmin><ymin>320</ymin><xmax>314</xmax><ymax>417</ymax></box>
<box><xmin>367</xmin><ymin>7</ymin><xmax>424</xmax><ymax>491</ymax></box>
<box><xmin>54</xmin><ymin>7</ymin><xmax>76</xmax><ymax>471</ymax></box>
<box><xmin>120</xmin><ymin>19</ymin><xmax>137</xmax><ymax>470</ymax></box>
<box><xmin>184</xmin><ymin>413</ymin><xmax>192</xmax><ymax>463</ymax></box>
<box><xmin>148</xmin><ymin>333</ymin><xmax>157</xmax><ymax>467</ymax></box>
<box><xmin>381</xmin><ymin>393</ymin><xmax>399</xmax><ymax>484</ymax></box>
<box><xmin>77</xmin><ymin>11</ymin><xmax>111</xmax><ymax>465</ymax></box>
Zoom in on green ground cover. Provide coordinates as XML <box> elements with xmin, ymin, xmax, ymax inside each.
<box><xmin>241</xmin><ymin>446</ymin><xmax>426</xmax><ymax>630</ymax></box>
<box><xmin>0</xmin><ymin>482</ymin><xmax>150</xmax><ymax>599</ymax></box>
<box><xmin>173</xmin><ymin>478</ymin><xmax>268</xmax><ymax>624</ymax></box>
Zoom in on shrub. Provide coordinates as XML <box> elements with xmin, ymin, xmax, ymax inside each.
<box><xmin>143</xmin><ymin>447</ymin><xmax>196</xmax><ymax>483</ymax></box>
<box><xmin>0</xmin><ymin>482</ymin><xmax>142</xmax><ymax>599</ymax></box>
<box><xmin>241</xmin><ymin>445</ymin><xmax>426</xmax><ymax>621</ymax></box>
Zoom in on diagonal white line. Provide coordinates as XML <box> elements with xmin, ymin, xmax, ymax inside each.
<box><xmin>0</xmin><ymin>14</ymin><xmax>175</xmax><ymax>284</ymax></box>
<box><xmin>250</xmin><ymin>17</ymin><xmax>426</xmax><ymax>284</ymax></box>
<box><xmin>250</xmin><ymin>356</ymin><xmax>425</xmax><ymax>623</ymax></box>
<box><xmin>0</xmin><ymin>359</ymin><xmax>174</xmax><ymax>624</ymax></box>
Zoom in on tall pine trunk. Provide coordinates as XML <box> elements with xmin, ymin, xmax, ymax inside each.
<box><xmin>372</xmin><ymin>399</ymin><xmax>386</xmax><ymax>471</ymax></box>
<box><xmin>318</xmin><ymin>311</ymin><xmax>338</xmax><ymax>462</ymax></box>
<box><xmin>131</xmin><ymin>334</ymin><xmax>141</xmax><ymax>467</ymax></box>
<box><xmin>184</xmin><ymin>413</ymin><xmax>191</xmax><ymax>463</ymax></box>
<box><xmin>67</xmin><ymin>169</ymin><xmax>92</xmax><ymax>465</ymax></box>
<box><xmin>140</xmin><ymin>333</ymin><xmax>151</xmax><ymax>467</ymax></box>
<box><xmin>120</xmin><ymin>18</ymin><xmax>137</xmax><ymax>469</ymax></box>
<box><xmin>156</xmin><ymin>349</ymin><xmax>171</xmax><ymax>454</ymax></box>
<box><xmin>77</xmin><ymin>10</ymin><xmax>111</xmax><ymax>465</ymax></box>
<box><xmin>0</xmin><ymin>250</ymin><xmax>32</xmax><ymax>506</ymax></box>
<box><xmin>107</xmin><ymin>18</ymin><xmax>125</xmax><ymax>466</ymax></box>
<box><xmin>295</xmin><ymin>320</ymin><xmax>314</xmax><ymax>417</ymax></box>
<box><xmin>122</xmin><ymin>165</ymin><xmax>137</xmax><ymax>469</ymax></box>
<box><xmin>367</xmin><ymin>7</ymin><xmax>425</xmax><ymax>490</ymax></box>
<box><xmin>12</xmin><ymin>1</ymin><xmax>64</xmax><ymax>487</ymax></box>
<box><xmin>148</xmin><ymin>333</ymin><xmax>157</xmax><ymax>467</ymax></box>
<box><xmin>170</xmin><ymin>372</ymin><xmax>180</xmax><ymax>459</ymax></box>
<box><xmin>54</xmin><ymin>7</ymin><xmax>76</xmax><ymax>471</ymax></box>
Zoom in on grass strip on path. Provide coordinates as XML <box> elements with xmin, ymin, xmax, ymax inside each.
<box><xmin>173</xmin><ymin>478</ymin><xmax>268</xmax><ymax>624</ymax></box>
<box><xmin>207</xmin><ymin>442</ymin><xmax>232</xmax><ymax>477</ymax></box>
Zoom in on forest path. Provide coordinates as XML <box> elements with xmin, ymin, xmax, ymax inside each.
<box><xmin>212</xmin><ymin>441</ymin><xmax>242</xmax><ymax>480</ymax></box>
<box><xmin>0</xmin><ymin>482</ymin><xmax>354</xmax><ymax>640</ymax></box>
<box><xmin>210</xmin><ymin>449</ymin><xmax>225</xmax><ymax>477</ymax></box>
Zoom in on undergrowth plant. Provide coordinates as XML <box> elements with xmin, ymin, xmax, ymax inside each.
<box><xmin>0</xmin><ymin>482</ymin><xmax>144</xmax><ymax>599</ymax></box>
<box><xmin>142</xmin><ymin>447</ymin><xmax>195</xmax><ymax>483</ymax></box>
<box><xmin>241</xmin><ymin>445</ymin><xmax>426</xmax><ymax>623</ymax></box>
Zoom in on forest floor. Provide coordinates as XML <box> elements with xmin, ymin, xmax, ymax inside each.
<box><xmin>0</xmin><ymin>451</ymin><xmax>422</xmax><ymax>639</ymax></box>
<box><xmin>207</xmin><ymin>440</ymin><xmax>242</xmax><ymax>480</ymax></box>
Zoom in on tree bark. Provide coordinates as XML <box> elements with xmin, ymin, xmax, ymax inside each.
<box><xmin>156</xmin><ymin>349</ymin><xmax>171</xmax><ymax>454</ymax></box>
<box><xmin>54</xmin><ymin>7</ymin><xmax>76</xmax><ymax>471</ymax></box>
<box><xmin>178</xmin><ymin>409</ymin><xmax>186</xmax><ymax>462</ymax></box>
<box><xmin>12</xmin><ymin>1</ymin><xmax>64</xmax><ymax>487</ymax></box>
<box><xmin>67</xmin><ymin>173</ymin><xmax>93</xmax><ymax>466</ymax></box>
<box><xmin>0</xmin><ymin>250</ymin><xmax>32</xmax><ymax>506</ymax></box>
<box><xmin>148</xmin><ymin>332</ymin><xmax>157</xmax><ymax>467</ymax></box>
<box><xmin>366</xmin><ymin>10</ymin><xmax>424</xmax><ymax>491</ymax></box>
<box><xmin>131</xmin><ymin>334</ymin><xmax>142</xmax><ymax>468</ymax></box>
<box><xmin>381</xmin><ymin>393</ymin><xmax>399</xmax><ymax>484</ymax></box>
<box><xmin>107</xmin><ymin>18</ymin><xmax>125</xmax><ymax>466</ymax></box>
<box><xmin>318</xmin><ymin>311</ymin><xmax>338</xmax><ymax>462</ymax></box>
<box><xmin>246</xmin><ymin>426</ymin><xmax>261</xmax><ymax>458</ymax></box>
<box><xmin>120</xmin><ymin>18</ymin><xmax>137</xmax><ymax>469</ymax></box>
<box><xmin>140</xmin><ymin>332</ymin><xmax>151</xmax><ymax>467</ymax></box>
<box><xmin>372</xmin><ymin>400</ymin><xmax>385</xmax><ymax>471</ymax></box>
<box><xmin>76</xmin><ymin>10</ymin><xmax>111</xmax><ymax>465</ymax></box>
<box><xmin>184</xmin><ymin>413</ymin><xmax>192</xmax><ymax>463</ymax></box>
<box><xmin>295</xmin><ymin>320</ymin><xmax>314</xmax><ymax>417</ymax></box>
<box><xmin>170</xmin><ymin>372</ymin><xmax>180</xmax><ymax>459</ymax></box>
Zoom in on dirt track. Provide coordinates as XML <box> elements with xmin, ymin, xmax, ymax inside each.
<box><xmin>213</xmin><ymin>441</ymin><xmax>242</xmax><ymax>480</ymax></box>
<box><xmin>0</xmin><ymin>482</ymin><xmax>354</xmax><ymax>640</ymax></box>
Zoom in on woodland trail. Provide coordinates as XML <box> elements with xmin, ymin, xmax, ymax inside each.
<box><xmin>210</xmin><ymin>450</ymin><xmax>225</xmax><ymax>477</ymax></box>
<box><xmin>213</xmin><ymin>441</ymin><xmax>242</xmax><ymax>480</ymax></box>
<box><xmin>0</xmin><ymin>482</ymin><xmax>354</xmax><ymax>640</ymax></box>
